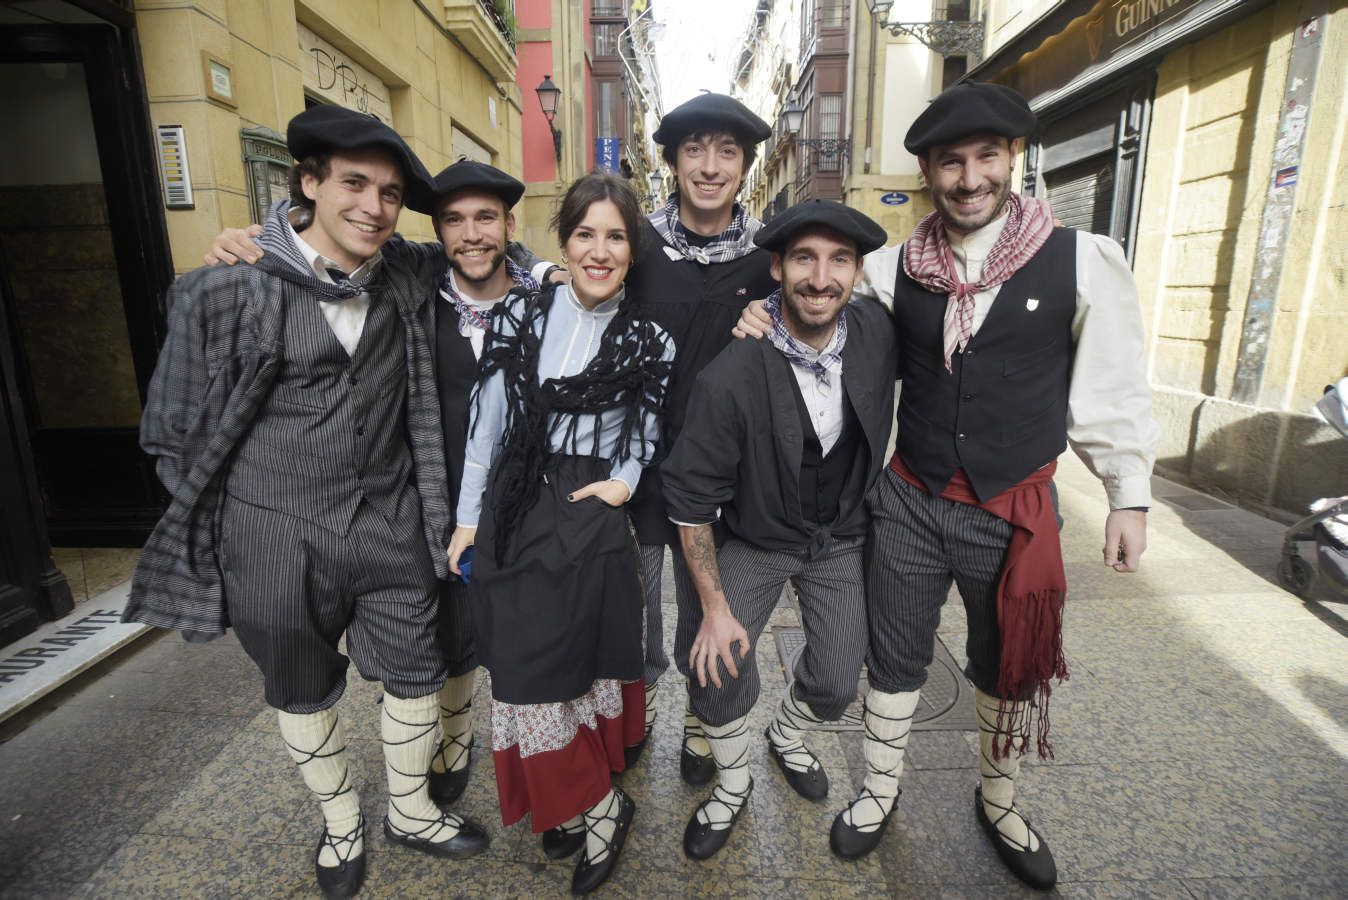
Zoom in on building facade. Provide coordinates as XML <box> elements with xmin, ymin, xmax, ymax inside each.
<box><xmin>975</xmin><ymin>0</ymin><xmax>1347</xmax><ymax>515</ymax></box>
<box><xmin>0</xmin><ymin>0</ymin><xmax>524</xmax><ymax>644</ymax></box>
<box><xmin>514</xmin><ymin>0</ymin><xmax>663</xmax><ymax>253</ymax></box>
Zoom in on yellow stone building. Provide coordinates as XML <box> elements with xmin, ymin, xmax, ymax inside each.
<box><xmin>0</xmin><ymin>0</ymin><xmax>527</xmax><ymax>641</ymax></box>
<box><xmin>975</xmin><ymin>0</ymin><xmax>1347</xmax><ymax>514</ymax></box>
<box><xmin>135</xmin><ymin>0</ymin><xmax>526</xmax><ymax>265</ymax></box>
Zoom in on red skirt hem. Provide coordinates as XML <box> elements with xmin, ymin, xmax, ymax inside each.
<box><xmin>493</xmin><ymin>679</ymin><xmax>647</xmax><ymax>833</ymax></box>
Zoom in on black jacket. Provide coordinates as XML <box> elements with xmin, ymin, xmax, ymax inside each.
<box><xmin>625</xmin><ymin>221</ymin><xmax>778</xmax><ymax>543</ymax></box>
<box><xmin>662</xmin><ymin>295</ymin><xmax>897</xmax><ymax>556</ymax></box>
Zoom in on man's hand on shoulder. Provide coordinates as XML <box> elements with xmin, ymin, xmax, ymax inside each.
<box><xmin>731</xmin><ymin>297</ymin><xmax>771</xmax><ymax>340</ymax></box>
<box><xmin>1103</xmin><ymin>508</ymin><xmax>1147</xmax><ymax>573</ymax></box>
<box><xmin>204</xmin><ymin>224</ymin><xmax>264</xmax><ymax>266</ymax></box>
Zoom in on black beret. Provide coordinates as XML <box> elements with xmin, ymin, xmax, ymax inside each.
<box><xmin>432</xmin><ymin>160</ymin><xmax>525</xmax><ymax>209</ymax></box>
<box><xmin>286</xmin><ymin>106</ymin><xmax>435</xmax><ymax>214</ymax></box>
<box><xmin>754</xmin><ymin>199</ymin><xmax>888</xmax><ymax>257</ymax></box>
<box><xmin>903</xmin><ymin>82</ymin><xmax>1036</xmax><ymax>156</ymax></box>
<box><xmin>653</xmin><ymin>93</ymin><xmax>771</xmax><ymax>147</ymax></box>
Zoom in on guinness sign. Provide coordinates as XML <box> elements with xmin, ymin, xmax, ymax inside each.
<box><xmin>986</xmin><ymin>0</ymin><xmax>1268</xmax><ymax>110</ymax></box>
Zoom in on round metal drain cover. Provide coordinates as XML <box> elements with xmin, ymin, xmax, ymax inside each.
<box><xmin>773</xmin><ymin>626</ymin><xmax>974</xmax><ymax>732</ymax></box>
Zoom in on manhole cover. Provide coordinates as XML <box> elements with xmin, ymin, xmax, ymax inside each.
<box><xmin>773</xmin><ymin>626</ymin><xmax>975</xmax><ymax>732</ymax></box>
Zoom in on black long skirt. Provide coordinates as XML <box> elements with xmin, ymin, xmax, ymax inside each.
<box><xmin>472</xmin><ymin>454</ymin><xmax>644</xmax><ymax>706</ymax></box>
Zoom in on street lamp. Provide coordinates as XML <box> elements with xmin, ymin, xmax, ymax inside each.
<box><xmin>647</xmin><ymin>171</ymin><xmax>664</xmax><ymax>207</ymax></box>
<box><xmin>779</xmin><ymin>91</ymin><xmax>848</xmax><ymax>160</ymax></box>
<box><xmin>535</xmin><ymin>74</ymin><xmax>562</xmax><ymax>163</ymax></box>
<box><xmin>863</xmin><ymin>0</ymin><xmax>985</xmax><ymax>62</ymax></box>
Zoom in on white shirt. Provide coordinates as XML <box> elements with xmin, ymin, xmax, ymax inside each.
<box><xmin>440</xmin><ymin>269</ymin><xmax>507</xmax><ymax>361</ymax></box>
<box><xmin>787</xmin><ymin>345</ymin><xmax>847</xmax><ymax>456</ymax></box>
<box><xmin>857</xmin><ymin>217</ymin><xmax>1161</xmax><ymax>510</ymax></box>
<box><xmin>290</xmin><ymin>225</ymin><xmax>373</xmax><ymax>357</ymax></box>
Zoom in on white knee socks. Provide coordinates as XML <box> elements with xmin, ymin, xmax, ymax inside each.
<box><xmin>697</xmin><ymin>715</ymin><xmax>752</xmax><ymax>830</ymax></box>
<box><xmin>277</xmin><ymin>708</ymin><xmax>363</xmax><ymax>867</ymax></box>
<box><xmin>975</xmin><ymin>687</ymin><xmax>1038</xmax><ymax>851</ymax></box>
<box><xmin>842</xmin><ymin>689</ymin><xmax>920</xmax><ymax>831</ymax></box>
<box><xmin>382</xmin><ymin>692</ymin><xmax>466</xmax><ymax>842</ymax></box>
<box><xmin>431</xmin><ymin>672</ymin><xmax>475</xmax><ymax>775</ymax></box>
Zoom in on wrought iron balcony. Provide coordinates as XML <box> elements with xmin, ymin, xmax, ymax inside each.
<box><xmin>865</xmin><ymin>1</ymin><xmax>985</xmax><ymax>62</ymax></box>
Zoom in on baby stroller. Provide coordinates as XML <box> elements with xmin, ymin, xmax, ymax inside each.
<box><xmin>1277</xmin><ymin>380</ymin><xmax>1348</xmax><ymax>601</ymax></box>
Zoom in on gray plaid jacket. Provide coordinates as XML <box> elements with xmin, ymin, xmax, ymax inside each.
<box><xmin>125</xmin><ymin>241</ymin><xmax>450</xmax><ymax>637</ymax></box>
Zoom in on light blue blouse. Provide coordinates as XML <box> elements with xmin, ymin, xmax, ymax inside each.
<box><xmin>456</xmin><ymin>284</ymin><xmax>676</xmax><ymax>528</ymax></box>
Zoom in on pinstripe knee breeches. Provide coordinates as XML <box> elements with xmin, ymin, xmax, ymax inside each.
<box><xmin>221</xmin><ymin>491</ymin><xmax>446</xmax><ymax>713</ymax></box>
<box><xmin>864</xmin><ymin>468</ymin><xmax>1018</xmax><ymax>697</ymax></box>
<box><xmin>674</xmin><ymin>536</ymin><xmax>867</xmax><ymax>727</ymax></box>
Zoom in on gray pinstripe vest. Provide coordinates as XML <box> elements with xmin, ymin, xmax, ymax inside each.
<box><xmin>226</xmin><ymin>283</ymin><xmax>414</xmax><ymax>534</ymax></box>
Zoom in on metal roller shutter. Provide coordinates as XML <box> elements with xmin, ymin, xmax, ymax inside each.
<box><xmin>1044</xmin><ymin>154</ymin><xmax>1114</xmax><ymax>235</ymax></box>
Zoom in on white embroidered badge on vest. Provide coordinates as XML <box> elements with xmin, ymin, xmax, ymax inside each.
<box><xmin>1025</xmin><ymin>298</ymin><xmax>1040</xmax><ymax>311</ymax></box>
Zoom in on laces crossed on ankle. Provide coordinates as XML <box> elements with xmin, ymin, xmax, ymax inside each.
<box><xmin>318</xmin><ymin>817</ymin><xmax>365</xmax><ymax>867</ymax></box>
<box><xmin>980</xmin><ymin>792</ymin><xmax>1036</xmax><ymax>852</ymax></box>
<box><xmin>582</xmin><ymin>792</ymin><xmax>629</xmax><ymax>866</ymax></box>
<box><xmin>842</xmin><ymin>786</ymin><xmax>902</xmax><ymax>833</ymax></box>
<box><xmin>695</xmin><ymin>780</ymin><xmax>752</xmax><ymax>830</ymax></box>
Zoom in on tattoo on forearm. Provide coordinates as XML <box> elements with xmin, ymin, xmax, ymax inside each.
<box><xmin>685</xmin><ymin>526</ymin><xmax>723</xmax><ymax>593</ymax></box>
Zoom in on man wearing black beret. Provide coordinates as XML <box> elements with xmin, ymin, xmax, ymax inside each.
<box><xmin>417</xmin><ymin>158</ymin><xmax>542</xmax><ymax>813</ymax></box>
<box><xmin>127</xmin><ymin>105</ymin><xmax>491</xmax><ymax>898</ymax></box>
<box><xmin>737</xmin><ymin>82</ymin><xmax>1159</xmax><ymax>890</ymax></box>
<box><xmin>614</xmin><ymin>92</ymin><xmax>783</xmax><ymax>786</ymax></box>
<box><xmin>200</xmin><ymin>157</ymin><xmax>551</xmax><ymax>813</ymax></box>
<box><xmin>662</xmin><ymin>201</ymin><xmax>896</xmax><ymax>860</ymax></box>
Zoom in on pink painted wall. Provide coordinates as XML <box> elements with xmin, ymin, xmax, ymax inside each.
<box><xmin>518</xmin><ymin>40</ymin><xmax>556</xmax><ymax>183</ymax></box>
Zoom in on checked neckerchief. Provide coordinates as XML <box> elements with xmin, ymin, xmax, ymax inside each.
<box><xmin>647</xmin><ymin>194</ymin><xmax>761</xmax><ymax>264</ymax></box>
<box><xmin>763</xmin><ymin>289</ymin><xmax>847</xmax><ymax>386</ymax></box>
<box><xmin>440</xmin><ymin>257</ymin><xmax>540</xmax><ymax>336</ymax></box>
<box><xmin>901</xmin><ymin>193</ymin><xmax>1055</xmax><ymax>373</ymax></box>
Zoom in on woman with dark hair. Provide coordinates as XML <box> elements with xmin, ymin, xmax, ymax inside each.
<box><xmin>445</xmin><ymin>171</ymin><xmax>674</xmax><ymax>894</ymax></box>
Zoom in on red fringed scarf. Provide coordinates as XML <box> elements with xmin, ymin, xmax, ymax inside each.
<box><xmin>902</xmin><ymin>193</ymin><xmax>1056</xmax><ymax>373</ymax></box>
<box><xmin>889</xmin><ymin>453</ymin><xmax>1069</xmax><ymax>760</ymax></box>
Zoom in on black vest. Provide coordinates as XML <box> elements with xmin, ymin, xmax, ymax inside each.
<box><xmin>893</xmin><ymin>227</ymin><xmax>1076</xmax><ymax>501</ymax></box>
<box><xmin>228</xmin><ymin>285</ymin><xmax>414</xmax><ymax>533</ymax></box>
<box><xmin>435</xmin><ymin>301</ymin><xmax>479</xmax><ymax>526</ymax></box>
<box><xmin>789</xmin><ymin>375</ymin><xmax>865</xmax><ymax>526</ymax></box>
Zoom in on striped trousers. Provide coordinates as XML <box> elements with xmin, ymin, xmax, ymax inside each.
<box><xmin>674</xmin><ymin>536</ymin><xmax>867</xmax><ymax>727</ymax></box>
<box><xmin>866</xmin><ymin>468</ymin><xmax>1024</xmax><ymax>698</ymax></box>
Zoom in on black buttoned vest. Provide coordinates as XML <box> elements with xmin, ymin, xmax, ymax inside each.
<box><xmin>892</xmin><ymin>227</ymin><xmax>1076</xmax><ymax>501</ymax></box>
<box><xmin>789</xmin><ymin>376</ymin><xmax>865</xmax><ymax>527</ymax></box>
<box><xmin>435</xmin><ymin>303</ymin><xmax>479</xmax><ymax>526</ymax></box>
<box><xmin>227</xmin><ymin>284</ymin><xmax>414</xmax><ymax>533</ymax></box>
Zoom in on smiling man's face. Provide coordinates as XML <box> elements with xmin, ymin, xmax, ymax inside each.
<box><xmin>672</xmin><ymin>132</ymin><xmax>745</xmax><ymax>217</ymax></box>
<box><xmin>299</xmin><ymin>147</ymin><xmax>404</xmax><ymax>271</ymax></box>
<box><xmin>436</xmin><ymin>188</ymin><xmax>514</xmax><ymax>286</ymax></box>
<box><xmin>919</xmin><ymin>132</ymin><xmax>1020</xmax><ymax>235</ymax></box>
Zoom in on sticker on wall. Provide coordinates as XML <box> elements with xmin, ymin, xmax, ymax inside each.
<box><xmin>880</xmin><ymin>191</ymin><xmax>910</xmax><ymax>206</ymax></box>
<box><xmin>1275</xmin><ymin>166</ymin><xmax>1298</xmax><ymax>189</ymax></box>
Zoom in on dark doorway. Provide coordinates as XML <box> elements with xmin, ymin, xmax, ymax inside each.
<box><xmin>0</xmin><ymin>20</ymin><xmax>172</xmax><ymax>644</ymax></box>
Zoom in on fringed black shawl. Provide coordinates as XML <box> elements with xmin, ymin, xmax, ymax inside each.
<box><xmin>472</xmin><ymin>281</ymin><xmax>673</xmax><ymax>564</ymax></box>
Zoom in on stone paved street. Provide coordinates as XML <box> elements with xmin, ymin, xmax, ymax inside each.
<box><xmin>2</xmin><ymin>454</ymin><xmax>1346</xmax><ymax>898</ymax></box>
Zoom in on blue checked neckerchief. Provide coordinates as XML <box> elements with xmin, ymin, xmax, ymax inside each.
<box><xmin>647</xmin><ymin>195</ymin><xmax>762</xmax><ymax>264</ymax></box>
<box><xmin>764</xmin><ymin>289</ymin><xmax>847</xmax><ymax>386</ymax></box>
<box><xmin>441</xmin><ymin>257</ymin><xmax>540</xmax><ymax>336</ymax></box>
<box><xmin>258</xmin><ymin>200</ymin><xmax>383</xmax><ymax>301</ymax></box>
